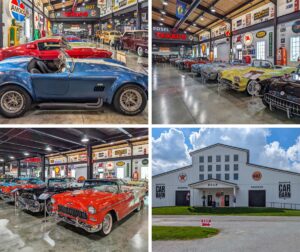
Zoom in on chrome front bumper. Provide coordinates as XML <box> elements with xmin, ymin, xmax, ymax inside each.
<box><xmin>54</xmin><ymin>213</ymin><xmax>102</xmax><ymax>233</ymax></box>
<box><xmin>264</xmin><ymin>93</ymin><xmax>300</xmax><ymax>118</ymax></box>
<box><xmin>219</xmin><ymin>79</ymin><xmax>239</xmax><ymax>90</ymax></box>
<box><xmin>17</xmin><ymin>197</ymin><xmax>42</xmax><ymax>212</ymax></box>
<box><xmin>0</xmin><ymin>193</ymin><xmax>14</xmax><ymax>202</ymax></box>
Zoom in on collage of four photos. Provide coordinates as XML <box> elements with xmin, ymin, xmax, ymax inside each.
<box><xmin>0</xmin><ymin>0</ymin><xmax>300</xmax><ymax>251</ymax></box>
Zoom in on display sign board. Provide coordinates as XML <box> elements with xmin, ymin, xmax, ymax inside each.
<box><xmin>9</xmin><ymin>0</ymin><xmax>26</xmax><ymax>22</ymax></box>
<box><xmin>252</xmin><ymin>171</ymin><xmax>262</xmax><ymax>181</ymax></box>
<box><xmin>153</xmin><ymin>26</ymin><xmax>197</xmax><ymax>42</ymax></box>
<box><xmin>201</xmin><ymin>219</ymin><xmax>212</xmax><ymax>227</ymax></box>
<box><xmin>279</xmin><ymin>182</ymin><xmax>291</xmax><ymax>198</ymax></box>
<box><xmin>178</xmin><ymin>173</ymin><xmax>187</xmax><ymax>183</ymax></box>
<box><xmin>278</xmin><ymin>0</ymin><xmax>300</xmax><ymax>17</ymax></box>
<box><xmin>55</xmin><ymin>4</ymin><xmax>100</xmax><ymax>19</ymax></box>
<box><xmin>176</xmin><ymin>0</ymin><xmax>186</xmax><ymax>19</ymax></box>
<box><xmin>156</xmin><ymin>184</ymin><xmax>165</xmax><ymax>198</ymax></box>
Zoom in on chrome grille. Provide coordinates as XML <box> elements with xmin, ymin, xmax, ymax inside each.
<box><xmin>265</xmin><ymin>93</ymin><xmax>300</xmax><ymax>117</ymax></box>
<box><xmin>21</xmin><ymin>193</ymin><xmax>35</xmax><ymax>200</ymax></box>
<box><xmin>58</xmin><ymin>205</ymin><xmax>87</xmax><ymax>220</ymax></box>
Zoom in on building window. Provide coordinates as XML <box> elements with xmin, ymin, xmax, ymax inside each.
<box><xmin>216</xmin><ymin>155</ymin><xmax>221</xmax><ymax>162</ymax></box>
<box><xmin>216</xmin><ymin>164</ymin><xmax>221</xmax><ymax>171</ymax></box>
<box><xmin>290</xmin><ymin>36</ymin><xmax>300</xmax><ymax>61</ymax></box>
<box><xmin>208</xmin><ymin>156</ymin><xmax>212</xmax><ymax>162</ymax></box>
<box><xmin>208</xmin><ymin>174</ymin><xmax>212</xmax><ymax>179</ymax></box>
<box><xmin>225</xmin><ymin>155</ymin><xmax>230</xmax><ymax>162</ymax></box>
<box><xmin>234</xmin><ymin>164</ymin><xmax>239</xmax><ymax>171</ymax></box>
<box><xmin>225</xmin><ymin>174</ymin><xmax>230</xmax><ymax>180</ymax></box>
<box><xmin>199</xmin><ymin>165</ymin><xmax>204</xmax><ymax>172</ymax></box>
<box><xmin>208</xmin><ymin>165</ymin><xmax>212</xmax><ymax>172</ymax></box>
<box><xmin>199</xmin><ymin>174</ymin><xmax>204</xmax><ymax>181</ymax></box>
<box><xmin>225</xmin><ymin>164</ymin><xmax>230</xmax><ymax>171</ymax></box>
<box><xmin>234</xmin><ymin>173</ymin><xmax>239</xmax><ymax>180</ymax></box>
<box><xmin>234</xmin><ymin>154</ymin><xmax>239</xmax><ymax>161</ymax></box>
<box><xmin>214</xmin><ymin>47</ymin><xmax>217</xmax><ymax>59</ymax></box>
<box><xmin>199</xmin><ymin>156</ymin><xmax>204</xmax><ymax>163</ymax></box>
<box><xmin>256</xmin><ymin>41</ymin><xmax>266</xmax><ymax>60</ymax></box>
<box><xmin>216</xmin><ymin>173</ymin><xmax>221</xmax><ymax>180</ymax></box>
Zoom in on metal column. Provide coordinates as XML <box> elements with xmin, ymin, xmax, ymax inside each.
<box><xmin>40</xmin><ymin>155</ymin><xmax>46</xmax><ymax>181</ymax></box>
<box><xmin>229</xmin><ymin>20</ymin><xmax>233</xmax><ymax>62</ymax></box>
<box><xmin>17</xmin><ymin>160</ymin><xmax>21</xmax><ymax>177</ymax></box>
<box><xmin>3</xmin><ymin>162</ymin><xmax>5</xmax><ymax>175</ymax></box>
<box><xmin>32</xmin><ymin>1</ymin><xmax>35</xmax><ymax>40</ymax></box>
<box><xmin>273</xmin><ymin>1</ymin><xmax>278</xmax><ymax>64</ymax></box>
<box><xmin>87</xmin><ymin>144</ymin><xmax>93</xmax><ymax>179</ymax></box>
<box><xmin>136</xmin><ymin>2</ymin><xmax>141</xmax><ymax>30</ymax></box>
<box><xmin>0</xmin><ymin>0</ymin><xmax>3</xmax><ymax>48</ymax></box>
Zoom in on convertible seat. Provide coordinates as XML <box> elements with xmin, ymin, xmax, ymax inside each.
<box><xmin>30</xmin><ymin>68</ymin><xmax>41</xmax><ymax>74</ymax></box>
<box><xmin>36</xmin><ymin>61</ymin><xmax>53</xmax><ymax>73</ymax></box>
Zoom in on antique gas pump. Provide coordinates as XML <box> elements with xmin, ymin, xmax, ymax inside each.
<box><xmin>8</xmin><ymin>19</ymin><xmax>21</xmax><ymax>47</ymax></box>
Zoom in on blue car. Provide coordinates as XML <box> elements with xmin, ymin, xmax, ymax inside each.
<box><xmin>0</xmin><ymin>52</ymin><xmax>148</xmax><ymax>118</ymax></box>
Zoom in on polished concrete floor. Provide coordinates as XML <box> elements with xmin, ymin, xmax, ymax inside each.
<box><xmin>152</xmin><ymin>63</ymin><xmax>300</xmax><ymax>124</ymax></box>
<box><xmin>0</xmin><ymin>44</ymin><xmax>148</xmax><ymax>125</ymax></box>
<box><xmin>0</xmin><ymin>198</ymin><xmax>148</xmax><ymax>252</ymax></box>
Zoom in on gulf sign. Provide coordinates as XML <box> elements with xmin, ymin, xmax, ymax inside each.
<box><xmin>9</xmin><ymin>0</ymin><xmax>26</xmax><ymax>22</ymax></box>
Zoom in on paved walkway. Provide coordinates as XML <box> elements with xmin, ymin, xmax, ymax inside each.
<box><xmin>153</xmin><ymin>215</ymin><xmax>300</xmax><ymax>252</ymax></box>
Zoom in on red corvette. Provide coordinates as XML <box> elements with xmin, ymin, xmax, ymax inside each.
<box><xmin>0</xmin><ymin>178</ymin><xmax>45</xmax><ymax>202</ymax></box>
<box><xmin>184</xmin><ymin>58</ymin><xmax>208</xmax><ymax>71</ymax></box>
<box><xmin>0</xmin><ymin>37</ymin><xmax>112</xmax><ymax>61</ymax></box>
<box><xmin>51</xmin><ymin>179</ymin><xmax>145</xmax><ymax>236</ymax></box>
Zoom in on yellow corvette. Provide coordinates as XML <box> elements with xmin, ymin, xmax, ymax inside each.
<box><xmin>219</xmin><ymin>60</ymin><xmax>296</xmax><ymax>96</ymax></box>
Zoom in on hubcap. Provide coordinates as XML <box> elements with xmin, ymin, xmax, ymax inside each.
<box><xmin>103</xmin><ymin>214</ymin><xmax>112</xmax><ymax>234</ymax></box>
<box><xmin>120</xmin><ymin>89</ymin><xmax>143</xmax><ymax>112</ymax></box>
<box><xmin>247</xmin><ymin>81</ymin><xmax>261</xmax><ymax>96</ymax></box>
<box><xmin>46</xmin><ymin>201</ymin><xmax>52</xmax><ymax>215</ymax></box>
<box><xmin>138</xmin><ymin>47</ymin><xmax>143</xmax><ymax>56</ymax></box>
<box><xmin>1</xmin><ymin>91</ymin><xmax>24</xmax><ymax>113</ymax></box>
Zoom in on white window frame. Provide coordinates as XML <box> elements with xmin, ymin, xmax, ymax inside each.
<box><xmin>290</xmin><ymin>36</ymin><xmax>300</xmax><ymax>62</ymax></box>
<box><xmin>214</xmin><ymin>47</ymin><xmax>217</xmax><ymax>59</ymax></box>
<box><xmin>256</xmin><ymin>41</ymin><xmax>266</xmax><ymax>60</ymax></box>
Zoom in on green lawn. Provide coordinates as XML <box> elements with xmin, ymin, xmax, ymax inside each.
<box><xmin>152</xmin><ymin>226</ymin><xmax>219</xmax><ymax>240</ymax></box>
<box><xmin>152</xmin><ymin>206</ymin><xmax>300</xmax><ymax>216</ymax></box>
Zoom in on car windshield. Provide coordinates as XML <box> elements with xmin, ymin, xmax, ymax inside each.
<box><xmin>59</xmin><ymin>50</ymin><xmax>75</xmax><ymax>73</ymax></box>
<box><xmin>48</xmin><ymin>178</ymin><xmax>69</xmax><ymax>187</ymax></box>
<box><xmin>83</xmin><ymin>180</ymin><xmax>119</xmax><ymax>193</ymax></box>
<box><xmin>28</xmin><ymin>179</ymin><xmax>41</xmax><ymax>185</ymax></box>
<box><xmin>252</xmin><ymin>60</ymin><xmax>273</xmax><ymax>69</ymax></box>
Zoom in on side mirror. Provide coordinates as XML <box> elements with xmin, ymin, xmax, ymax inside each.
<box><xmin>26</xmin><ymin>44</ymin><xmax>37</xmax><ymax>50</ymax></box>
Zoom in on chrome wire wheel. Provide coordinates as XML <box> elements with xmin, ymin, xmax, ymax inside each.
<box><xmin>120</xmin><ymin>89</ymin><xmax>143</xmax><ymax>112</ymax></box>
<box><xmin>137</xmin><ymin>47</ymin><xmax>144</xmax><ymax>57</ymax></box>
<box><xmin>102</xmin><ymin>213</ymin><xmax>113</xmax><ymax>235</ymax></box>
<box><xmin>1</xmin><ymin>91</ymin><xmax>24</xmax><ymax>114</ymax></box>
<box><xmin>247</xmin><ymin>80</ymin><xmax>261</xmax><ymax>96</ymax></box>
<box><xmin>46</xmin><ymin>201</ymin><xmax>52</xmax><ymax>215</ymax></box>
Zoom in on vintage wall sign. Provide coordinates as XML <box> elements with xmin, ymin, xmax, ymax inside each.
<box><xmin>279</xmin><ymin>182</ymin><xmax>291</xmax><ymax>198</ymax></box>
<box><xmin>252</xmin><ymin>171</ymin><xmax>262</xmax><ymax>181</ymax></box>
<box><xmin>253</xmin><ymin>7</ymin><xmax>269</xmax><ymax>20</ymax></box>
<box><xmin>9</xmin><ymin>0</ymin><xmax>26</xmax><ymax>22</ymax></box>
<box><xmin>178</xmin><ymin>173</ymin><xmax>187</xmax><ymax>183</ymax></box>
<box><xmin>243</xmin><ymin>32</ymin><xmax>253</xmax><ymax>46</ymax></box>
<box><xmin>269</xmin><ymin>32</ymin><xmax>273</xmax><ymax>57</ymax></box>
<box><xmin>155</xmin><ymin>32</ymin><xmax>187</xmax><ymax>40</ymax></box>
<box><xmin>116</xmin><ymin>161</ymin><xmax>125</xmax><ymax>166</ymax></box>
<box><xmin>106</xmin><ymin>162</ymin><xmax>114</xmax><ymax>170</ymax></box>
<box><xmin>292</xmin><ymin>20</ymin><xmax>300</xmax><ymax>33</ymax></box>
<box><xmin>256</xmin><ymin>31</ymin><xmax>267</xmax><ymax>38</ymax></box>
<box><xmin>142</xmin><ymin>159</ymin><xmax>148</xmax><ymax>165</ymax></box>
<box><xmin>156</xmin><ymin>184</ymin><xmax>165</xmax><ymax>198</ymax></box>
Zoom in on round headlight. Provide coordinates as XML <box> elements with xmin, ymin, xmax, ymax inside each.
<box><xmin>50</xmin><ymin>198</ymin><xmax>55</xmax><ymax>204</ymax></box>
<box><xmin>88</xmin><ymin>206</ymin><xmax>96</xmax><ymax>214</ymax></box>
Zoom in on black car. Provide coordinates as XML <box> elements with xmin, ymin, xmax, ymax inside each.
<box><xmin>260</xmin><ymin>65</ymin><xmax>300</xmax><ymax>118</ymax></box>
<box><xmin>16</xmin><ymin>177</ymin><xmax>82</xmax><ymax>215</ymax></box>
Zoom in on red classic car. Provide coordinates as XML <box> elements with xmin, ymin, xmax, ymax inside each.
<box><xmin>0</xmin><ymin>178</ymin><xmax>45</xmax><ymax>202</ymax></box>
<box><xmin>184</xmin><ymin>58</ymin><xmax>208</xmax><ymax>71</ymax></box>
<box><xmin>51</xmin><ymin>179</ymin><xmax>145</xmax><ymax>236</ymax></box>
<box><xmin>121</xmin><ymin>30</ymin><xmax>148</xmax><ymax>57</ymax></box>
<box><xmin>0</xmin><ymin>36</ymin><xmax>112</xmax><ymax>61</ymax></box>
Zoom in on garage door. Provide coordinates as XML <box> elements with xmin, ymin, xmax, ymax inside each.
<box><xmin>175</xmin><ymin>191</ymin><xmax>190</xmax><ymax>206</ymax></box>
<box><xmin>248</xmin><ymin>190</ymin><xmax>266</xmax><ymax>207</ymax></box>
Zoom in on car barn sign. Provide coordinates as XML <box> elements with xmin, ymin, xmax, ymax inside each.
<box><xmin>9</xmin><ymin>0</ymin><xmax>26</xmax><ymax>22</ymax></box>
<box><xmin>156</xmin><ymin>184</ymin><xmax>165</xmax><ymax>198</ymax></box>
<box><xmin>252</xmin><ymin>171</ymin><xmax>262</xmax><ymax>181</ymax></box>
<box><xmin>279</xmin><ymin>182</ymin><xmax>291</xmax><ymax>198</ymax></box>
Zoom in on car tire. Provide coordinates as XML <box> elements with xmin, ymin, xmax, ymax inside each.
<box><xmin>0</xmin><ymin>85</ymin><xmax>31</xmax><ymax>118</ymax></box>
<box><xmin>137</xmin><ymin>46</ymin><xmax>144</xmax><ymax>57</ymax></box>
<box><xmin>246</xmin><ymin>80</ymin><xmax>261</xmax><ymax>96</ymax></box>
<box><xmin>45</xmin><ymin>200</ymin><xmax>52</xmax><ymax>215</ymax></box>
<box><xmin>135</xmin><ymin>200</ymin><xmax>144</xmax><ymax>212</ymax></box>
<box><xmin>113</xmin><ymin>84</ymin><xmax>147</xmax><ymax>116</ymax></box>
<box><xmin>99</xmin><ymin>213</ymin><xmax>113</xmax><ymax>237</ymax></box>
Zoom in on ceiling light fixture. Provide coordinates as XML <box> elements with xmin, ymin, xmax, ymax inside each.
<box><xmin>160</xmin><ymin>17</ymin><xmax>164</xmax><ymax>21</ymax></box>
<box><xmin>200</xmin><ymin>16</ymin><xmax>204</xmax><ymax>21</ymax></box>
<box><xmin>81</xmin><ymin>136</ymin><xmax>89</xmax><ymax>143</ymax></box>
<box><xmin>45</xmin><ymin>146</ymin><xmax>52</xmax><ymax>151</ymax></box>
<box><xmin>24</xmin><ymin>152</ymin><xmax>29</xmax><ymax>156</ymax></box>
<box><xmin>211</xmin><ymin>7</ymin><xmax>216</xmax><ymax>12</ymax></box>
<box><xmin>163</xmin><ymin>1</ymin><xmax>168</xmax><ymax>5</ymax></box>
<box><xmin>160</xmin><ymin>23</ymin><xmax>163</xmax><ymax>26</ymax></box>
<box><xmin>161</xmin><ymin>10</ymin><xmax>166</xmax><ymax>15</ymax></box>
<box><xmin>0</xmin><ymin>158</ymin><xmax>4</xmax><ymax>162</ymax></box>
<box><xmin>193</xmin><ymin>23</ymin><xmax>197</xmax><ymax>26</ymax></box>
<box><xmin>9</xmin><ymin>156</ymin><xmax>14</xmax><ymax>159</ymax></box>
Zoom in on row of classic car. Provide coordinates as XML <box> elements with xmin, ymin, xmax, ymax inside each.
<box><xmin>95</xmin><ymin>30</ymin><xmax>148</xmax><ymax>57</ymax></box>
<box><xmin>169</xmin><ymin>56</ymin><xmax>299</xmax><ymax>118</ymax></box>
<box><xmin>0</xmin><ymin>177</ymin><xmax>147</xmax><ymax>236</ymax></box>
<box><xmin>0</xmin><ymin>36</ymin><xmax>148</xmax><ymax>118</ymax></box>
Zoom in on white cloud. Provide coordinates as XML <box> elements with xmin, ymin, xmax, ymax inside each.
<box><xmin>152</xmin><ymin>128</ymin><xmax>300</xmax><ymax>175</ymax></box>
<box><xmin>152</xmin><ymin>128</ymin><xmax>191</xmax><ymax>175</ymax></box>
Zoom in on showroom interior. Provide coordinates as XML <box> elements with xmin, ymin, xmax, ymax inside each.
<box><xmin>0</xmin><ymin>0</ymin><xmax>148</xmax><ymax>124</ymax></box>
<box><xmin>0</xmin><ymin>128</ymin><xmax>148</xmax><ymax>251</ymax></box>
<box><xmin>152</xmin><ymin>0</ymin><xmax>300</xmax><ymax>124</ymax></box>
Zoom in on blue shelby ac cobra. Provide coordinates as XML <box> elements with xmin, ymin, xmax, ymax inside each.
<box><xmin>0</xmin><ymin>52</ymin><xmax>148</xmax><ymax>118</ymax></box>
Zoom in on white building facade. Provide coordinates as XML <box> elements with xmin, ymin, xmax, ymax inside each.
<box><xmin>153</xmin><ymin>144</ymin><xmax>300</xmax><ymax>209</ymax></box>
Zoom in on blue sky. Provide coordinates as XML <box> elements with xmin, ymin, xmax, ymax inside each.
<box><xmin>152</xmin><ymin>128</ymin><xmax>300</xmax><ymax>175</ymax></box>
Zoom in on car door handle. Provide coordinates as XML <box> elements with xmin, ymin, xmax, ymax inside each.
<box><xmin>94</xmin><ymin>83</ymin><xmax>105</xmax><ymax>92</ymax></box>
